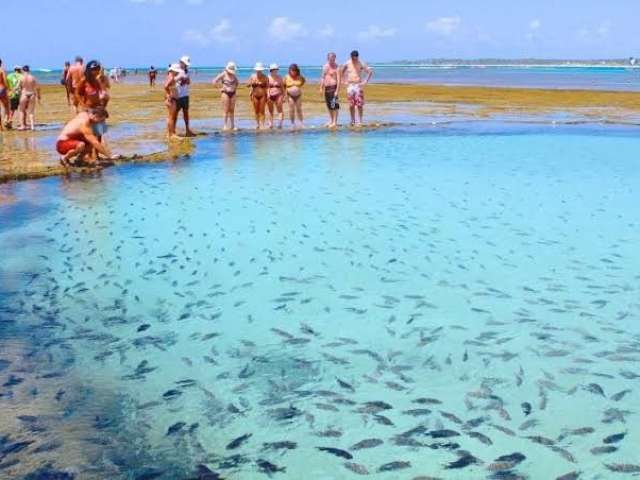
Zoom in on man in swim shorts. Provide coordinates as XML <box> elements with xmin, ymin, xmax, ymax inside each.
<box><xmin>0</xmin><ymin>59</ymin><xmax>9</xmax><ymax>129</ymax></box>
<box><xmin>340</xmin><ymin>50</ymin><xmax>373</xmax><ymax>127</ymax></box>
<box><xmin>6</xmin><ymin>66</ymin><xmax>23</xmax><ymax>129</ymax></box>
<box><xmin>175</xmin><ymin>55</ymin><xmax>195</xmax><ymax>137</ymax></box>
<box><xmin>320</xmin><ymin>52</ymin><xmax>340</xmax><ymax>128</ymax></box>
<box><xmin>66</xmin><ymin>56</ymin><xmax>84</xmax><ymax>112</ymax></box>
<box><xmin>56</xmin><ymin>107</ymin><xmax>111</xmax><ymax>166</ymax></box>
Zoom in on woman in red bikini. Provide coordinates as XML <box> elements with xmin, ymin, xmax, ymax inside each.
<box><xmin>213</xmin><ymin>62</ymin><xmax>239</xmax><ymax>131</ymax></box>
<box><xmin>266</xmin><ymin>64</ymin><xmax>284</xmax><ymax>129</ymax></box>
<box><xmin>247</xmin><ymin>62</ymin><xmax>268</xmax><ymax>129</ymax></box>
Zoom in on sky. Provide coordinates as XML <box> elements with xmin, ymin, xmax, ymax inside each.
<box><xmin>2</xmin><ymin>0</ymin><xmax>639</xmax><ymax>68</ymax></box>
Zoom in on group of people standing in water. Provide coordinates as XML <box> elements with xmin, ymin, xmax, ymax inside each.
<box><xmin>0</xmin><ymin>60</ymin><xmax>41</xmax><ymax>131</ymax></box>
<box><xmin>3</xmin><ymin>50</ymin><xmax>373</xmax><ymax>167</ymax></box>
<box><xmin>166</xmin><ymin>50</ymin><xmax>373</xmax><ymax>134</ymax></box>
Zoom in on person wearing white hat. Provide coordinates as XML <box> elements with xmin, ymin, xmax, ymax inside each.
<box><xmin>246</xmin><ymin>62</ymin><xmax>268</xmax><ymax>129</ymax></box>
<box><xmin>175</xmin><ymin>55</ymin><xmax>195</xmax><ymax>136</ymax></box>
<box><xmin>163</xmin><ymin>64</ymin><xmax>181</xmax><ymax>137</ymax></box>
<box><xmin>213</xmin><ymin>61</ymin><xmax>239</xmax><ymax>131</ymax></box>
<box><xmin>266</xmin><ymin>63</ymin><xmax>285</xmax><ymax>129</ymax></box>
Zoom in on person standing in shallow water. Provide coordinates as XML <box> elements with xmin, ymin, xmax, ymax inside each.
<box><xmin>148</xmin><ymin>66</ymin><xmax>157</xmax><ymax>88</ymax></box>
<box><xmin>247</xmin><ymin>62</ymin><xmax>268</xmax><ymax>129</ymax></box>
<box><xmin>67</xmin><ymin>56</ymin><xmax>84</xmax><ymax>112</ymax></box>
<box><xmin>164</xmin><ymin>64</ymin><xmax>181</xmax><ymax>137</ymax></box>
<box><xmin>175</xmin><ymin>55</ymin><xmax>195</xmax><ymax>137</ymax></box>
<box><xmin>266</xmin><ymin>64</ymin><xmax>285</xmax><ymax>129</ymax></box>
<box><xmin>213</xmin><ymin>62</ymin><xmax>239</xmax><ymax>131</ymax></box>
<box><xmin>18</xmin><ymin>66</ymin><xmax>41</xmax><ymax>131</ymax></box>
<box><xmin>320</xmin><ymin>52</ymin><xmax>340</xmax><ymax>128</ymax></box>
<box><xmin>284</xmin><ymin>64</ymin><xmax>306</xmax><ymax>129</ymax></box>
<box><xmin>61</xmin><ymin>61</ymin><xmax>71</xmax><ymax>106</ymax></box>
<box><xmin>0</xmin><ymin>59</ymin><xmax>10</xmax><ymax>129</ymax></box>
<box><xmin>340</xmin><ymin>50</ymin><xmax>373</xmax><ymax>127</ymax></box>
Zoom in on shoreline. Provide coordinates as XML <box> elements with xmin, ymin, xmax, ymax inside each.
<box><xmin>1</xmin><ymin>82</ymin><xmax>640</xmax><ymax>185</ymax></box>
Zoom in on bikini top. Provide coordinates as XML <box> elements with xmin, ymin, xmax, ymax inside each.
<box><xmin>252</xmin><ymin>75</ymin><xmax>268</xmax><ymax>88</ymax></box>
<box><xmin>222</xmin><ymin>75</ymin><xmax>237</xmax><ymax>91</ymax></box>
<box><xmin>268</xmin><ymin>77</ymin><xmax>283</xmax><ymax>89</ymax></box>
<box><xmin>285</xmin><ymin>75</ymin><xmax>305</xmax><ymax>88</ymax></box>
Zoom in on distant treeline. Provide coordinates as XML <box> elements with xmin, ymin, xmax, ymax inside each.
<box><xmin>389</xmin><ymin>58</ymin><xmax>637</xmax><ymax>66</ymax></box>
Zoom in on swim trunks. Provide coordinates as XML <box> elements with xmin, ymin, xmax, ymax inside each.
<box><xmin>347</xmin><ymin>84</ymin><xmax>364</xmax><ymax>108</ymax></box>
<box><xmin>0</xmin><ymin>87</ymin><xmax>6</xmax><ymax>98</ymax></box>
<box><xmin>10</xmin><ymin>96</ymin><xmax>19</xmax><ymax>111</ymax></box>
<box><xmin>176</xmin><ymin>96</ymin><xmax>189</xmax><ymax>112</ymax></box>
<box><xmin>324</xmin><ymin>85</ymin><xmax>339</xmax><ymax>111</ymax></box>
<box><xmin>56</xmin><ymin>139</ymin><xmax>84</xmax><ymax>155</ymax></box>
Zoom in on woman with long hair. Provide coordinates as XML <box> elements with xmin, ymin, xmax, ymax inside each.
<box><xmin>284</xmin><ymin>64</ymin><xmax>305</xmax><ymax>129</ymax></box>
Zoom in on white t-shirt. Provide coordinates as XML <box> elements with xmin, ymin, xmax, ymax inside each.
<box><xmin>176</xmin><ymin>69</ymin><xmax>190</xmax><ymax>98</ymax></box>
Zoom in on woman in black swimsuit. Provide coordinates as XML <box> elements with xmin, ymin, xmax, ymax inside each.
<box><xmin>213</xmin><ymin>62</ymin><xmax>239</xmax><ymax>131</ymax></box>
<box><xmin>247</xmin><ymin>62</ymin><xmax>268</xmax><ymax>129</ymax></box>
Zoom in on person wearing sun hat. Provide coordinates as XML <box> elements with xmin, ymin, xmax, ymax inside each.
<box><xmin>163</xmin><ymin>64</ymin><xmax>182</xmax><ymax>137</ymax></box>
<box><xmin>175</xmin><ymin>55</ymin><xmax>195</xmax><ymax>136</ymax></box>
<box><xmin>266</xmin><ymin>63</ymin><xmax>285</xmax><ymax>129</ymax></box>
<box><xmin>246</xmin><ymin>62</ymin><xmax>268</xmax><ymax>129</ymax></box>
<box><xmin>213</xmin><ymin>61</ymin><xmax>239</xmax><ymax>131</ymax></box>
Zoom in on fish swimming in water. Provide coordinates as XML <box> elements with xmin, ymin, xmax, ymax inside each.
<box><xmin>378</xmin><ymin>461</ymin><xmax>411</xmax><ymax>472</ymax></box>
<box><xmin>316</xmin><ymin>447</ymin><xmax>353</xmax><ymax>460</ymax></box>
<box><xmin>226</xmin><ymin>433</ymin><xmax>252</xmax><ymax>450</ymax></box>
<box><xmin>351</xmin><ymin>438</ymin><xmax>383</xmax><ymax>450</ymax></box>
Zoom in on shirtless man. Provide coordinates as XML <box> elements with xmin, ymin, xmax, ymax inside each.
<box><xmin>56</xmin><ymin>107</ymin><xmax>111</xmax><ymax>166</ymax></box>
<box><xmin>66</xmin><ymin>56</ymin><xmax>84</xmax><ymax>112</ymax></box>
<box><xmin>319</xmin><ymin>52</ymin><xmax>340</xmax><ymax>128</ymax></box>
<box><xmin>0</xmin><ymin>59</ymin><xmax>9</xmax><ymax>130</ymax></box>
<box><xmin>340</xmin><ymin>50</ymin><xmax>373</xmax><ymax>127</ymax></box>
<box><xmin>18</xmin><ymin>66</ymin><xmax>41</xmax><ymax>131</ymax></box>
<box><xmin>148</xmin><ymin>66</ymin><xmax>157</xmax><ymax>88</ymax></box>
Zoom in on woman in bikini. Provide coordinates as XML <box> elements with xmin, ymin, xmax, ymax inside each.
<box><xmin>164</xmin><ymin>64</ymin><xmax>181</xmax><ymax>137</ymax></box>
<box><xmin>266</xmin><ymin>64</ymin><xmax>284</xmax><ymax>129</ymax></box>
<box><xmin>284</xmin><ymin>64</ymin><xmax>306</xmax><ymax>129</ymax></box>
<box><xmin>247</xmin><ymin>62</ymin><xmax>268</xmax><ymax>129</ymax></box>
<box><xmin>77</xmin><ymin>61</ymin><xmax>111</xmax><ymax>158</ymax></box>
<box><xmin>213</xmin><ymin>62</ymin><xmax>239</xmax><ymax>131</ymax></box>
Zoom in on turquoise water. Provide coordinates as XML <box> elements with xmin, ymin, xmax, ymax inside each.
<box><xmin>1</xmin><ymin>126</ymin><xmax>639</xmax><ymax>479</ymax></box>
<box><xmin>35</xmin><ymin>65</ymin><xmax>640</xmax><ymax>91</ymax></box>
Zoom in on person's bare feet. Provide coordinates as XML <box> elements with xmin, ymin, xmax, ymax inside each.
<box><xmin>185</xmin><ymin>130</ymin><xmax>196</xmax><ymax>137</ymax></box>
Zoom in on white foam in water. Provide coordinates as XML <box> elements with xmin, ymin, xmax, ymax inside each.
<box><xmin>0</xmin><ymin>126</ymin><xmax>639</xmax><ymax>479</ymax></box>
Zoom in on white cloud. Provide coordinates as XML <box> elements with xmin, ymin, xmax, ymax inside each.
<box><xmin>578</xmin><ymin>20</ymin><xmax>612</xmax><ymax>41</ymax></box>
<box><xmin>357</xmin><ymin>25</ymin><xmax>397</xmax><ymax>41</ymax></box>
<box><xmin>526</xmin><ymin>18</ymin><xmax>541</xmax><ymax>40</ymax></box>
<box><xmin>183</xmin><ymin>19</ymin><xmax>235</xmax><ymax>46</ymax></box>
<box><xmin>318</xmin><ymin>25</ymin><xmax>335</xmax><ymax>38</ymax></box>
<box><xmin>268</xmin><ymin>17</ymin><xmax>307</xmax><ymax>41</ymax></box>
<box><xmin>426</xmin><ymin>16</ymin><xmax>461</xmax><ymax>36</ymax></box>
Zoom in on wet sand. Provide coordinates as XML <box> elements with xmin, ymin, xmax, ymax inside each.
<box><xmin>1</xmin><ymin>82</ymin><xmax>639</xmax><ymax>184</ymax></box>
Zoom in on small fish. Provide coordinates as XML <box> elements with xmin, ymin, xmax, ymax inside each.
<box><xmin>602</xmin><ymin>432</ymin><xmax>626</xmax><ymax>444</ymax></box>
<box><xmin>262</xmin><ymin>441</ymin><xmax>297</xmax><ymax>451</ymax></box>
<box><xmin>605</xmin><ymin>464</ymin><xmax>640</xmax><ymax>473</ymax></box>
<box><xmin>256</xmin><ymin>459</ymin><xmax>286</xmax><ymax>474</ymax></box>
<box><xmin>555</xmin><ymin>472</ymin><xmax>580</xmax><ymax>480</ymax></box>
<box><xmin>166</xmin><ymin>422</ymin><xmax>186</xmax><ymax>435</ymax></box>
<box><xmin>467</xmin><ymin>431</ymin><xmax>493</xmax><ymax>445</ymax></box>
<box><xmin>590</xmin><ymin>446</ymin><xmax>617</xmax><ymax>455</ymax></box>
<box><xmin>316</xmin><ymin>447</ymin><xmax>353</xmax><ymax>460</ymax></box>
<box><xmin>351</xmin><ymin>438</ymin><xmax>383</xmax><ymax>450</ymax></box>
<box><xmin>336</xmin><ymin>378</ymin><xmax>355</xmax><ymax>393</ymax></box>
<box><xmin>226</xmin><ymin>433</ymin><xmax>252</xmax><ymax>450</ymax></box>
<box><xmin>446</xmin><ymin>453</ymin><xmax>480</xmax><ymax>469</ymax></box>
<box><xmin>137</xmin><ymin>324</ymin><xmax>151</xmax><ymax>332</ymax></box>
<box><xmin>378</xmin><ymin>461</ymin><xmax>411</xmax><ymax>472</ymax></box>
<box><xmin>343</xmin><ymin>462</ymin><xmax>370</xmax><ymax>475</ymax></box>
<box><xmin>521</xmin><ymin>402</ymin><xmax>532</xmax><ymax>416</ymax></box>
<box><xmin>584</xmin><ymin>383</ymin><xmax>605</xmax><ymax>396</ymax></box>
<box><xmin>610</xmin><ymin>389</ymin><xmax>631</xmax><ymax>401</ymax></box>
<box><xmin>429</xmin><ymin>429</ymin><xmax>460</xmax><ymax>438</ymax></box>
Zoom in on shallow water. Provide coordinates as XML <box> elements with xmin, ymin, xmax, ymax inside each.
<box><xmin>1</xmin><ymin>125</ymin><xmax>639</xmax><ymax>479</ymax></box>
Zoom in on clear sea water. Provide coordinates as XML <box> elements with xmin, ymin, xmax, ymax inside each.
<box><xmin>1</xmin><ymin>124</ymin><xmax>639</xmax><ymax>479</ymax></box>
<box><xmin>34</xmin><ymin>65</ymin><xmax>640</xmax><ymax>91</ymax></box>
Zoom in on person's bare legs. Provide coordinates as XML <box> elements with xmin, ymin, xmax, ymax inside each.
<box><xmin>26</xmin><ymin>97</ymin><xmax>36</xmax><ymax>130</ymax></box>
<box><xmin>276</xmin><ymin>97</ymin><xmax>284</xmax><ymax>129</ymax></box>
<box><xmin>296</xmin><ymin>99</ymin><xmax>304</xmax><ymax>129</ymax></box>
<box><xmin>60</xmin><ymin>142</ymin><xmax>87</xmax><ymax>167</ymax></box>
<box><xmin>221</xmin><ymin>94</ymin><xmax>231</xmax><ymax>130</ymax></box>
<box><xmin>267</xmin><ymin>99</ymin><xmax>275</xmax><ymax>129</ymax></box>
<box><xmin>0</xmin><ymin>96</ymin><xmax>9</xmax><ymax>129</ymax></box>
<box><xmin>228</xmin><ymin>95</ymin><xmax>236</xmax><ymax>130</ymax></box>
<box><xmin>183</xmin><ymin>107</ymin><xmax>195</xmax><ymax>136</ymax></box>
<box><xmin>357</xmin><ymin>106</ymin><xmax>364</xmax><ymax>126</ymax></box>
<box><xmin>288</xmin><ymin>98</ymin><xmax>296</xmax><ymax>129</ymax></box>
<box><xmin>166</xmin><ymin>103</ymin><xmax>177</xmax><ymax>137</ymax></box>
<box><xmin>349</xmin><ymin>105</ymin><xmax>356</xmax><ymax>127</ymax></box>
<box><xmin>258</xmin><ymin>97</ymin><xmax>266</xmax><ymax>129</ymax></box>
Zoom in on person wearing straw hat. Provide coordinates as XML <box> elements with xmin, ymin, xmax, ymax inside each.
<box><xmin>266</xmin><ymin>63</ymin><xmax>285</xmax><ymax>129</ymax></box>
<box><xmin>213</xmin><ymin>61</ymin><xmax>239</xmax><ymax>131</ymax></box>
<box><xmin>164</xmin><ymin>64</ymin><xmax>181</xmax><ymax>137</ymax></box>
<box><xmin>246</xmin><ymin>62</ymin><xmax>268</xmax><ymax>129</ymax></box>
<box><xmin>176</xmin><ymin>55</ymin><xmax>195</xmax><ymax>136</ymax></box>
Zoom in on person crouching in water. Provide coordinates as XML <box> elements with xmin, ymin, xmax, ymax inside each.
<box><xmin>56</xmin><ymin>107</ymin><xmax>112</xmax><ymax>167</ymax></box>
<box><xmin>284</xmin><ymin>64</ymin><xmax>305</xmax><ymax>129</ymax></box>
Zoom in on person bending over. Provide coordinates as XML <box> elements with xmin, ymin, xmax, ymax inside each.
<box><xmin>56</xmin><ymin>107</ymin><xmax>112</xmax><ymax>167</ymax></box>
